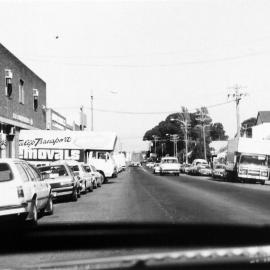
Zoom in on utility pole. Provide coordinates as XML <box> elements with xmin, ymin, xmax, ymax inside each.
<box><xmin>90</xmin><ymin>91</ymin><xmax>94</xmax><ymax>131</ymax></box>
<box><xmin>183</xmin><ymin>107</ymin><xmax>189</xmax><ymax>164</ymax></box>
<box><xmin>152</xmin><ymin>135</ymin><xmax>159</xmax><ymax>155</ymax></box>
<box><xmin>228</xmin><ymin>84</ymin><xmax>247</xmax><ymax>138</ymax></box>
<box><xmin>170</xmin><ymin>134</ymin><xmax>179</xmax><ymax>158</ymax></box>
<box><xmin>196</xmin><ymin>107</ymin><xmax>210</xmax><ymax>161</ymax></box>
<box><xmin>80</xmin><ymin>106</ymin><xmax>84</xmax><ymax>131</ymax></box>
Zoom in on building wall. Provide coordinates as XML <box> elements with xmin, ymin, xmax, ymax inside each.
<box><xmin>0</xmin><ymin>43</ymin><xmax>46</xmax><ymax>158</ymax></box>
<box><xmin>252</xmin><ymin>123</ymin><xmax>270</xmax><ymax>140</ymax></box>
<box><xmin>0</xmin><ymin>43</ymin><xmax>46</xmax><ymax>130</ymax></box>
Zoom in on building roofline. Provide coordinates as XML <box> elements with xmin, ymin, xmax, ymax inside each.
<box><xmin>0</xmin><ymin>43</ymin><xmax>46</xmax><ymax>85</ymax></box>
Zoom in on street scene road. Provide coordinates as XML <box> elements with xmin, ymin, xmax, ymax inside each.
<box><xmin>40</xmin><ymin>166</ymin><xmax>270</xmax><ymax>225</ymax></box>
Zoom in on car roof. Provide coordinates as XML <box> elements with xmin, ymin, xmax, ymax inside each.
<box><xmin>0</xmin><ymin>158</ymin><xmax>26</xmax><ymax>163</ymax></box>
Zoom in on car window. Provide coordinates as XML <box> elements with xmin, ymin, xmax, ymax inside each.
<box><xmin>90</xmin><ymin>165</ymin><xmax>97</xmax><ymax>172</ymax></box>
<box><xmin>22</xmin><ymin>163</ymin><xmax>37</xmax><ymax>182</ymax></box>
<box><xmin>28</xmin><ymin>165</ymin><xmax>41</xmax><ymax>181</ymax></box>
<box><xmin>69</xmin><ymin>165</ymin><xmax>79</xmax><ymax>172</ymax></box>
<box><xmin>0</xmin><ymin>163</ymin><xmax>13</xmax><ymax>181</ymax></box>
<box><xmin>15</xmin><ymin>163</ymin><xmax>30</xmax><ymax>183</ymax></box>
<box><xmin>38</xmin><ymin>165</ymin><xmax>68</xmax><ymax>178</ymax></box>
<box><xmin>83</xmin><ymin>165</ymin><xmax>91</xmax><ymax>173</ymax></box>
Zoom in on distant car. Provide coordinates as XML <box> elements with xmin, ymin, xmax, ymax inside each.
<box><xmin>212</xmin><ymin>164</ymin><xmax>226</xmax><ymax>179</ymax></box>
<box><xmin>0</xmin><ymin>158</ymin><xmax>53</xmax><ymax>225</ymax></box>
<box><xmin>181</xmin><ymin>164</ymin><xmax>191</xmax><ymax>174</ymax></box>
<box><xmin>189</xmin><ymin>159</ymin><xmax>208</xmax><ymax>175</ymax></box>
<box><xmin>38</xmin><ymin>161</ymin><xmax>81</xmax><ymax>201</ymax></box>
<box><xmin>132</xmin><ymin>162</ymin><xmax>141</xmax><ymax>167</ymax></box>
<box><xmin>83</xmin><ymin>163</ymin><xmax>104</xmax><ymax>187</ymax></box>
<box><xmin>146</xmin><ymin>162</ymin><xmax>155</xmax><ymax>168</ymax></box>
<box><xmin>159</xmin><ymin>157</ymin><xmax>180</xmax><ymax>176</ymax></box>
<box><xmin>198</xmin><ymin>165</ymin><xmax>212</xmax><ymax>176</ymax></box>
<box><xmin>153</xmin><ymin>163</ymin><xmax>161</xmax><ymax>174</ymax></box>
<box><xmin>64</xmin><ymin>160</ymin><xmax>94</xmax><ymax>193</ymax></box>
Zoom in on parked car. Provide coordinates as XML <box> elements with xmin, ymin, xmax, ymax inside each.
<box><xmin>198</xmin><ymin>165</ymin><xmax>212</xmax><ymax>176</ymax></box>
<box><xmin>159</xmin><ymin>157</ymin><xmax>181</xmax><ymax>176</ymax></box>
<box><xmin>153</xmin><ymin>163</ymin><xmax>161</xmax><ymax>174</ymax></box>
<box><xmin>64</xmin><ymin>160</ymin><xmax>94</xmax><ymax>193</ymax></box>
<box><xmin>38</xmin><ymin>161</ymin><xmax>81</xmax><ymax>201</ymax></box>
<box><xmin>82</xmin><ymin>163</ymin><xmax>104</xmax><ymax>187</ymax></box>
<box><xmin>0</xmin><ymin>158</ymin><xmax>53</xmax><ymax>225</ymax></box>
<box><xmin>146</xmin><ymin>162</ymin><xmax>155</xmax><ymax>168</ymax></box>
<box><xmin>180</xmin><ymin>163</ymin><xmax>191</xmax><ymax>174</ymax></box>
<box><xmin>189</xmin><ymin>159</ymin><xmax>208</xmax><ymax>175</ymax></box>
<box><xmin>212</xmin><ymin>164</ymin><xmax>226</xmax><ymax>179</ymax></box>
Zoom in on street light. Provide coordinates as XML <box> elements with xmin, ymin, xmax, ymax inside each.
<box><xmin>170</xmin><ymin>118</ymin><xmax>189</xmax><ymax>164</ymax></box>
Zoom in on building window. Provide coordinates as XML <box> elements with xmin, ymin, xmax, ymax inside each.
<box><xmin>19</xmin><ymin>79</ymin><xmax>24</xmax><ymax>104</ymax></box>
<box><xmin>5</xmin><ymin>69</ymin><xmax>13</xmax><ymax>97</ymax></box>
<box><xmin>33</xmin><ymin>89</ymin><xmax>39</xmax><ymax>111</ymax></box>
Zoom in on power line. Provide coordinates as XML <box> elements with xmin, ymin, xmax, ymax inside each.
<box><xmin>81</xmin><ymin>100</ymin><xmax>234</xmax><ymax>115</ymax></box>
<box><xmin>24</xmin><ymin>50</ymin><xmax>270</xmax><ymax>68</ymax></box>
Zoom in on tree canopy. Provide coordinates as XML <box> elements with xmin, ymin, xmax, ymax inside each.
<box><xmin>143</xmin><ymin>108</ymin><xmax>228</xmax><ymax>162</ymax></box>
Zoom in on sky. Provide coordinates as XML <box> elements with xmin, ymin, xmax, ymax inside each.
<box><xmin>1</xmin><ymin>0</ymin><xmax>270</xmax><ymax>151</ymax></box>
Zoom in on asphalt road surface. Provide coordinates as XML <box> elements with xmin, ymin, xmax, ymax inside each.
<box><xmin>40</xmin><ymin>165</ymin><xmax>270</xmax><ymax>225</ymax></box>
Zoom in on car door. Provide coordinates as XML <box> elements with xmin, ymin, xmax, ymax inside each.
<box><xmin>29</xmin><ymin>165</ymin><xmax>50</xmax><ymax>208</ymax></box>
<box><xmin>14</xmin><ymin>162</ymin><xmax>33</xmax><ymax>204</ymax></box>
<box><xmin>21</xmin><ymin>163</ymin><xmax>43</xmax><ymax>209</ymax></box>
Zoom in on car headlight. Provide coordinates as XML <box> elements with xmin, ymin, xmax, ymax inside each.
<box><xmin>261</xmin><ymin>171</ymin><xmax>268</xmax><ymax>177</ymax></box>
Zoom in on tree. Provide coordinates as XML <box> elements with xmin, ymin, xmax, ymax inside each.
<box><xmin>240</xmin><ymin>117</ymin><xmax>256</xmax><ymax>137</ymax></box>
<box><xmin>143</xmin><ymin>107</ymin><xmax>227</xmax><ymax>160</ymax></box>
<box><xmin>210</xmin><ymin>123</ymin><xmax>228</xmax><ymax>141</ymax></box>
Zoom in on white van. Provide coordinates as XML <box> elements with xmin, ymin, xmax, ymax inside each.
<box><xmin>87</xmin><ymin>151</ymin><xmax>118</xmax><ymax>182</ymax></box>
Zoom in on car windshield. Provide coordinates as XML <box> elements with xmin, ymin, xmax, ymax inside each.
<box><xmin>240</xmin><ymin>155</ymin><xmax>267</xmax><ymax>166</ymax></box>
<box><xmin>38</xmin><ymin>165</ymin><xmax>68</xmax><ymax>178</ymax></box>
<box><xmin>3</xmin><ymin>1</ymin><xmax>270</xmax><ymax>265</ymax></box>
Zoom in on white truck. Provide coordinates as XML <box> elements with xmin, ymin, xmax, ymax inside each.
<box><xmin>226</xmin><ymin>137</ymin><xmax>270</xmax><ymax>184</ymax></box>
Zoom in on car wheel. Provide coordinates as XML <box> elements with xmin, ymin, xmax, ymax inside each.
<box><xmin>28</xmin><ymin>201</ymin><xmax>38</xmax><ymax>226</ymax></box>
<box><xmin>45</xmin><ymin>196</ymin><xmax>54</xmax><ymax>215</ymax></box>
<box><xmin>160</xmin><ymin>171</ymin><xmax>163</xmax><ymax>176</ymax></box>
<box><xmin>71</xmin><ymin>189</ymin><xmax>78</xmax><ymax>201</ymax></box>
<box><xmin>83</xmin><ymin>183</ymin><xmax>88</xmax><ymax>194</ymax></box>
<box><xmin>260</xmin><ymin>180</ymin><xmax>265</xmax><ymax>185</ymax></box>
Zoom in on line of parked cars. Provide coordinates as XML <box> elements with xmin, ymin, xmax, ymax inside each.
<box><xmin>0</xmin><ymin>158</ymin><xmax>106</xmax><ymax>226</ymax></box>
<box><xmin>149</xmin><ymin>157</ymin><xmax>226</xmax><ymax>180</ymax></box>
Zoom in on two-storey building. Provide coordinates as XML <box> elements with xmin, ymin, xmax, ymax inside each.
<box><xmin>0</xmin><ymin>43</ymin><xmax>46</xmax><ymax>158</ymax></box>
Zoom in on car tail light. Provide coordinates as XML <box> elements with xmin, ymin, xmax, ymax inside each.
<box><xmin>17</xmin><ymin>186</ymin><xmax>24</xmax><ymax>198</ymax></box>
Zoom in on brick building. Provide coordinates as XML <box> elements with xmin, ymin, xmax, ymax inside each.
<box><xmin>0</xmin><ymin>43</ymin><xmax>46</xmax><ymax>158</ymax></box>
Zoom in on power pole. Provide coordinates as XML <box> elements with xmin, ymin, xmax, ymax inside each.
<box><xmin>152</xmin><ymin>135</ymin><xmax>159</xmax><ymax>155</ymax></box>
<box><xmin>90</xmin><ymin>91</ymin><xmax>94</xmax><ymax>131</ymax></box>
<box><xmin>182</xmin><ymin>107</ymin><xmax>189</xmax><ymax>164</ymax></box>
<box><xmin>196</xmin><ymin>107</ymin><xmax>209</xmax><ymax>161</ymax></box>
<box><xmin>228</xmin><ymin>84</ymin><xmax>247</xmax><ymax>138</ymax></box>
<box><xmin>80</xmin><ymin>106</ymin><xmax>84</xmax><ymax>131</ymax></box>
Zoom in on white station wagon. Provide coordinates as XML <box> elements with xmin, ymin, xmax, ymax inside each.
<box><xmin>0</xmin><ymin>158</ymin><xmax>53</xmax><ymax>225</ymax></box>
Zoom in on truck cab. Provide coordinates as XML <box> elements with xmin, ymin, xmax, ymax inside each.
<box><xmin>226</xmin><ymin>138</ymin><xmax>270</xmax><ymax>184</ymax></box>
<box><xmin>237</xmin><ymin>153</ymin><xmax>268</xmax><ymax>184</ymax></box>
